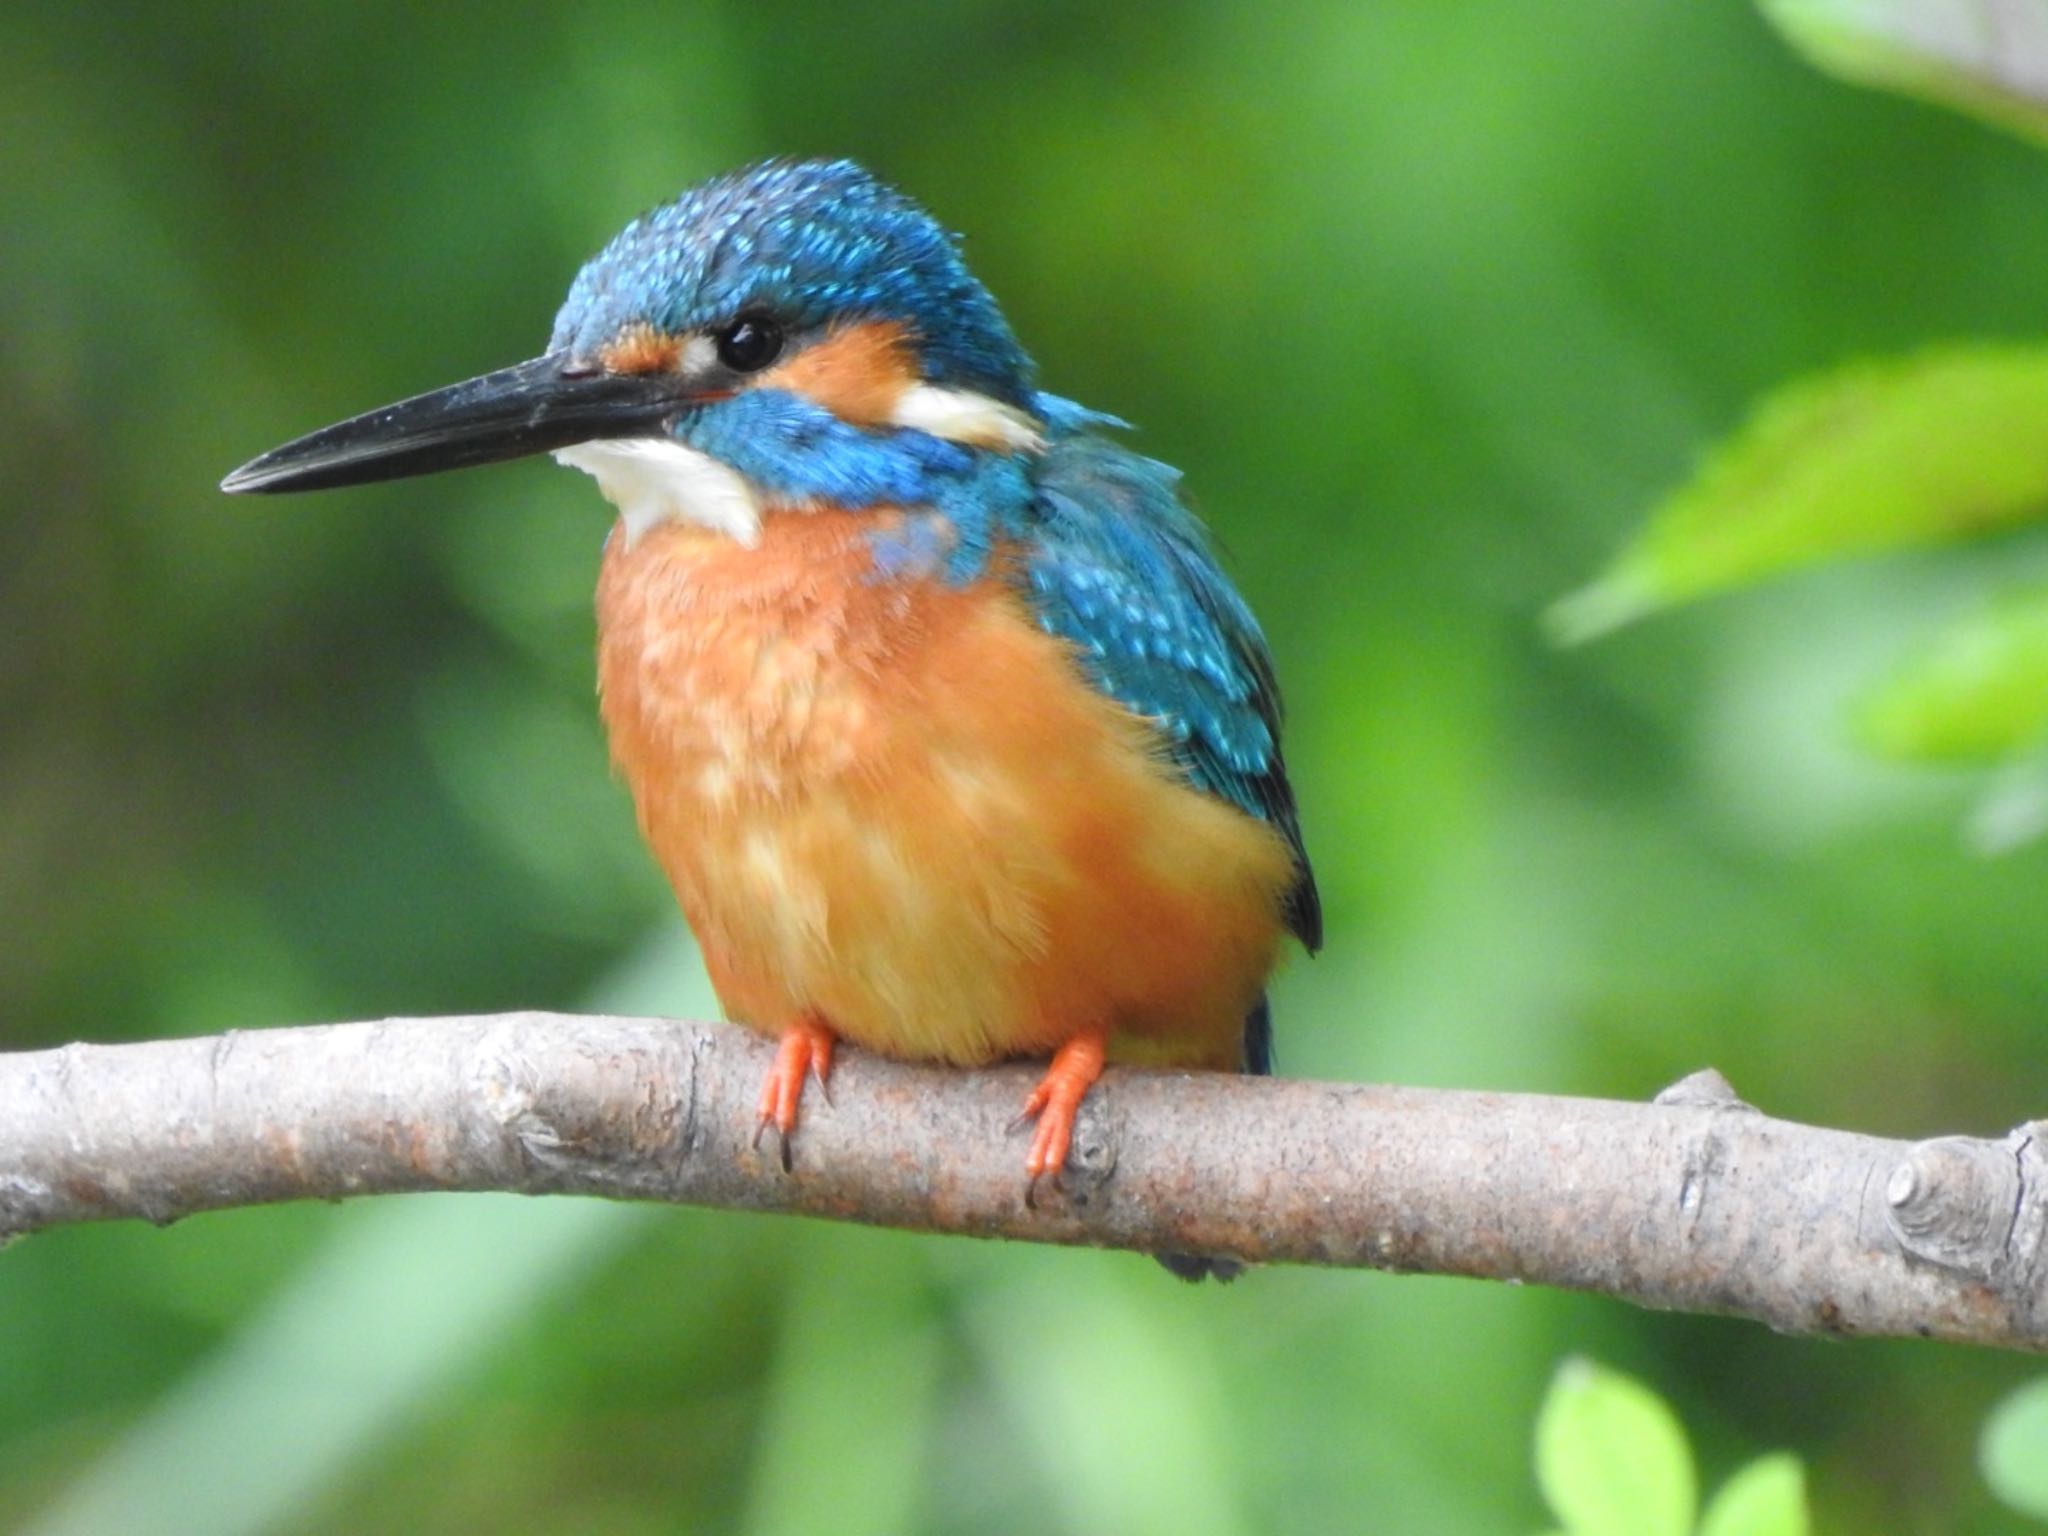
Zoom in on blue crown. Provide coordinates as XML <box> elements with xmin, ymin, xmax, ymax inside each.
<box><xmin>548</xmin><ymin>159</ymin><xmax>1035</xmax><ymax>407</ymax></box>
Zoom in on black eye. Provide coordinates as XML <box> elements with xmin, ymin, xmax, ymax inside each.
<box><xmin>714</xmin><ymin>315</ymin><xmax>783</xmax><ymax>373</ymax></box>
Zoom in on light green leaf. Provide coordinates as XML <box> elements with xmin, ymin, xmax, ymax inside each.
<box><xmin>1857</xmin><ymin>585</ymin><xmax>2048</xmax><ymax>762</ymax></box>
<box><xmin>1535</xmin><ymin>1359</ymin><xmax>1696</xmax><ymax>1536</ymax></box>
<box><xmin>1759</xmin><ymin>0</ymin><xmax>2048</xmax><ymax>150</ymax></box>
<box><xmin>1699</xmin><ymin>1454</ymin><xmax>1810</xmax><ymax>1536</ymax></box>
<box><xmin>1550</xmin><ymin>346</ymin><xmax>2048</xmax><ymax>644</ymax></box>
<box><xmin>1982</xmin><ymin>1376</ymin><xmax>2048</xmax><ymax>1519</ymax></box>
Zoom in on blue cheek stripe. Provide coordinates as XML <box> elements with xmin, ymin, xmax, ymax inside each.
<box><xmin>676</xmin><ymin>389</ymin><xmax>1038</xmax><ymax>588</ymax></box>
<box><xmin>680</xmin><ymin>388</ymin><xmax>976</xmax><ymax>505</ymax></box>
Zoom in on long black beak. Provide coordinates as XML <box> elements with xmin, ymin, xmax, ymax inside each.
<box><xmin>220</xmin><ymin>352</ymin><xmax>685</xmax><ymax>494</ymax></box>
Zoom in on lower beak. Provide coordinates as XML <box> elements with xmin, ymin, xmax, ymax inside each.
<box><xmin>220</xmin><ymin>352</ymin><xmax>685</xmax><ymax>494</ymax></box>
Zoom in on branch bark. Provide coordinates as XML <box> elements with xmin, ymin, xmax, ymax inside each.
<box><xmin>3</xmin><ymin>1013</ymin><xmax>2044</xmax><ymax>1352</ymax></box>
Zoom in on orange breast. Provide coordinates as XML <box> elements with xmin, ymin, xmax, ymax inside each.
<box><xmin>595</xmin><ymin>510</ymin><xmax>1296</xmax><ymax>1069</ymax></box>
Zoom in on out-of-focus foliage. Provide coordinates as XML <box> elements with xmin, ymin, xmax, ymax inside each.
<box><xmin>5</xmin><ymin>4</ymin><xmax>2048</xmax><ymax>1534</ymax></box>
<box><xmin>1700</xmin><ymin>1456</ymin><xmax>1811</xmax><ymax>1536</ymax></box>
<box><xmin>1983</xmin><ymin>1378</ymin><xmax>2048</xmax><ymax>1520</ymax></box>
<box><xmin>1533</xmin><ymin>1360</ymin><xmax>1808</xmax><ymax>1536</ymax></box>
<box><xmin>1535</xmin><ymin>1359</ymin><xmax>1697</xmax><ymax>1536</ymax></box>
<box><xmin>1550</xmin><ymin>348</ymin><xmax>2048</xmax><ymax>644</ymax></box>
<box><xmin>1761</xmin><ymin>0</ymin><xmax>2048</xmax><ymax>147</ymax></box>
<box><xmin>1857</xmin><ymin>586</ymin><xmax>2048</xmax><ymax>762</ymax></box>
<box><xmin>1564</xmin><ymin>7</ymin><xmax>2048</xmax><ymax>854</ymax></box>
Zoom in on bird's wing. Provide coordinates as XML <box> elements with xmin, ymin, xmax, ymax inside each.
<box><xmin>1018</xmin><ymin>431</ymin><xmax>1320</xmax><ymax>953</ymax></box>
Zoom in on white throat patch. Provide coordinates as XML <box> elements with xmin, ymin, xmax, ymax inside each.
<box><xmin>552</xmin><ymin>438</ymin><xmax>766</xmax><ymax>547</ymax></box>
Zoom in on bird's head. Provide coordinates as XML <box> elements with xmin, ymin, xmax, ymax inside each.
<box><xmin>223</xmin><ymin>159</ymin><xmax>1047</xmax><ymax>541</ymax></box>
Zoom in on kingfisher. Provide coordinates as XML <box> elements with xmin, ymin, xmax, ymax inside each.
<box><xmin>223</xmin><ymin>159</ymin><xmax>1319</xmax><ymax>1271</ymax></box>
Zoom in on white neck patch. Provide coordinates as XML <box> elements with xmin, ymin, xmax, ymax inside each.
<box><xmin>552</xmin><ymin>438</ymin><xmax>766</xmax><ymax>547</ymax></box>
<box><xmin>552</xmin><ymin>385</ymin><xmax>1042</xmax><ymax>548</ymax></box>
<box><xmin>890</xmin><ymin>384</ymin><xmax>1045</xmax><ymax>452</ymax></box>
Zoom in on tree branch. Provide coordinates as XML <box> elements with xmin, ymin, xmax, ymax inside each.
<box><xmin>3</xmin><ymin>1013</ymin><xmax>2043</xmax><ymax>1351</ymax></box>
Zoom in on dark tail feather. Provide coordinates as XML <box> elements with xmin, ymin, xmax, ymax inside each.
<box><xmin>1153</xmin><ymin>993</ymin><xmax>1271</xmax><ymax>1283</ymax></box>
<box><xmin>1240</xmin><ymin>991</ymin><xmax>1274</xmax><ymax>1077</ymax></box>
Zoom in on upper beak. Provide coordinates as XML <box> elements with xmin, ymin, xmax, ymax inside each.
<box><xmin>220</xmin><ymin>351</ymin><xmax>686</xmax><ymax>494</ymax></box>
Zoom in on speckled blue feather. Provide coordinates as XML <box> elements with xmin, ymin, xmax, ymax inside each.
<box><xmin>1022</xmin><ymin>431</ymin><xmax>1321</xmax><ymax>952</ymax></box>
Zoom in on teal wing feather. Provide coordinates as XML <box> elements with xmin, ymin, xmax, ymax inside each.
<box><xmin>1018</xmin><ymin>423</ymin><xmax>1320</xmax><ymax>960</ymax></box>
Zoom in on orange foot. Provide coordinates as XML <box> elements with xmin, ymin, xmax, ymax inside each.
<box><xmin>752</xmin><ymin>1012</ymin><xmax>836</xmax><ymax>1172</ymax></box>
<box><xmin>1014</xmin><ymin>1030</ymin><xmax>1108</xmax><ymax>1200</ymax></box>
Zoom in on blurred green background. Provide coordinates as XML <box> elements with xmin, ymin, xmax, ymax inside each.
<box><xmin>6</xmin><ymin>3</ymin><xmax>2048</xmax><ymax>1532</ymax></box>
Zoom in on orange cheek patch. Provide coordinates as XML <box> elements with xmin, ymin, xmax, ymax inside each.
<box><xmin>598</xmin><ymin>323</ymin><xmax>684</xmax><ymax>375</ymax></box>
<box><xmin>756</xmin><ymin>320</ymin><xmax>918</xmax><ymax>426</ymax></box>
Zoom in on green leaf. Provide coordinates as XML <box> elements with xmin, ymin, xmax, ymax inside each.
<box><xmin>1758</xmin><ymin>0</ymin><xmax>2048</xmax><ymax>151</ymax></box>
<box><xmin>1983</xmin><ymin>1376</ymin><xmax>2048</xmax><ymax>1519</ymax></box>
<box><xmin>1700</xmin><ymin>1454</ymin><xmax>1810</xmax><ymax>1536</ymax></box>
<box><xmin>1535</xmin><ymin>1359</ymin><xmax>1696</xmax><ymax>1536</ymax></box>
<box><xmin>1857</xmin><ymin>585</ymin><xmax>2048</xmax><ymax>762</ymax></box>
<box><xmin>1550</xmin><ymin>346</ymin><xmax>2048</xmax><ymax>644</ymax></box>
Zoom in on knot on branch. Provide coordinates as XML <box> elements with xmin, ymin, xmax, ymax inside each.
<box><xmin>469</xmin><ymin>1016</ymin><xmax>694</xmax><ymax>1194</ymax></box>
<box><xmin>1654</xmin><ymin>1067</ymin><xmax>1756</xmax><ymax>1112</ymax></box>
<box><xmin>1884</xmin><ymin>1135</ymin><xmax>2020</xmax><ymax>1276</ymax></box>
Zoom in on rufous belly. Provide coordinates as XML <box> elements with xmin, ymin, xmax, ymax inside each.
<box><xmin>594</xmin><ymin>510</ymin><xmax>1295</xmax><ymax>1070</ymax></box>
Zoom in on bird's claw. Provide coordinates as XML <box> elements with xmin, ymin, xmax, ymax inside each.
<box><xmin>752</xmin><ymin>1013</ymin><xmax>835</xmax><ymax>1173</ymax></box>
<box><xmin>1011</xmin><ymin>1030</ymin><xmax>1108</xmax><ymax>1192</ymax></box>
<box><xmin>749</xmin><ymin>1118</ymin><xmax>795</xmax><ymax>1173</ymax></box>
